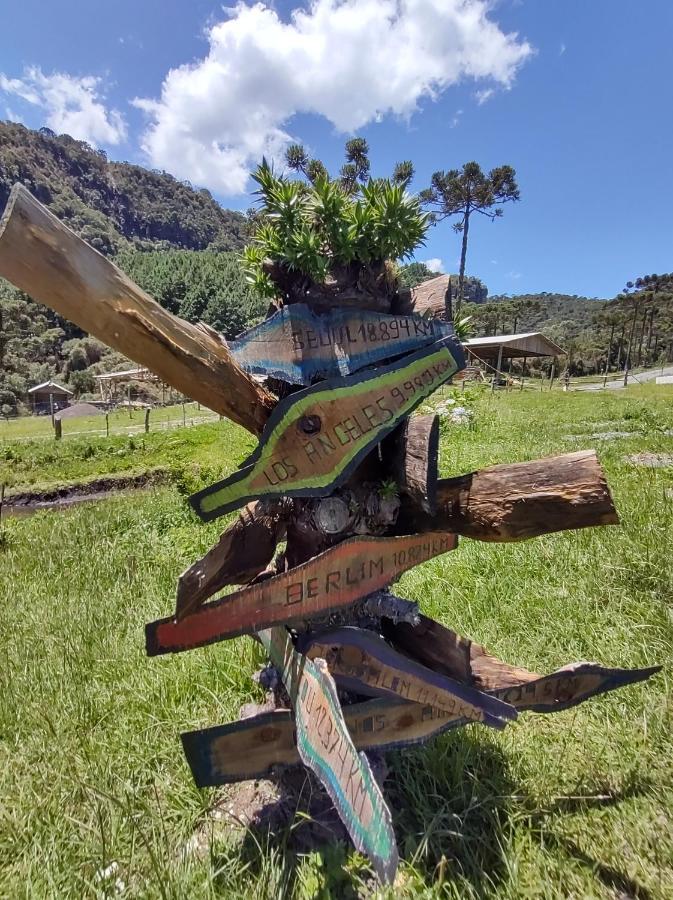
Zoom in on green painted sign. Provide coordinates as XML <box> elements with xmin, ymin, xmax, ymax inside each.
<box><xmin>258</xmin><ymin>627</ymin><xmax>399</xmax><ymax>885</ymax></box>
<box><xmin>190</xmin><ymin>336</ymin><xmax>464</xmax><ymax>521</ymax></box>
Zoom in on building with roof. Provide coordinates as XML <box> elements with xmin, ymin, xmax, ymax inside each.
<box><xmin>27</xmin><ymin>380</ymin><xmax>73</xmax><ymax>414</ymax></box>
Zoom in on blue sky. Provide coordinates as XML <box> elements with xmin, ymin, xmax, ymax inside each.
<box><xmin>1</xmin><ymin>0</ymin><xmax>671</xmax><ymax>299</ymax></box>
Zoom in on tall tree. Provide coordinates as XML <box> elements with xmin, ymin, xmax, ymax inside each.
<box><xmin>420</xmin><ymin>162</ymin><xmax>520</xmax><ymax>318</ymax></box>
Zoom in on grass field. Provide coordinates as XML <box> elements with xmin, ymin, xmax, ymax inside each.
<box><xmin>0</xmin><ymin>385</ymin><xmax>672</xmax><ymax>898</ymax></box>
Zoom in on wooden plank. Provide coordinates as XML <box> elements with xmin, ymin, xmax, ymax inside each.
<box><xmin>382</xmin><ymin>613</ymin><xmax>473</xmax><ymax>683</ymax></box>
<box><xmin>189</xmin><ymin>337</ymin><xmax>464</xmax><ymax>522</ymax></box>
<box><xmin>0</xmin><ymin>185</ymin><xmax>273</xmax><ymax>435</ymax></box>
<box><xmin>146</xmin><ymin>531</ymin><xmax>456</xmax><ymax>656</ymax></box>
<box><xmin>175</xmin><ymin>500</ymin><xmax>287</xmax><ymax>620</ymax></box>
<box><xmin>407</xmin><ymin>450</ymin><xmax>619</xmax><ymax>541</ymax></box>
<box><xmin>229</xmin><ymin>303</ymin><xmax>455</xmax><ymax>384</ymax></box>
<box><xmin>258</xmin><ymin>627</ymin><xmax>398</xmax><ymax>885</ymax></box>
<box><xmin>181</xmin><ymin>663</ymin><xmax>659</xmax><ymax>789</ymax></box>
<box><xmin>384</xmin><ymin>414</ymin><xmax>439</xmax><ymax>515</ymax></box>
<box><xmin>181</xmin><ymin>698</ymin><xmax>467</xmax><ymax>786</ymax></box>
<box><xmin>488</xmin><ymin>662</ymin><xmax>661</xmax><ymax>713</ymax></box>
<box><xmin>299</xmin><ymin>626</ymin><xmax>516</xmax><ymax>729</ymax></box>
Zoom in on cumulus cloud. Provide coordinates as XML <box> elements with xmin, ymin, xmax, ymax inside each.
<box><xmin>134</xmin><ymin>0</ymin><xmax>533</xmax><ymax>194</ymax></box>
<box><xmin>0</xmin><ymin>67</ymin><xmax>126</xmax><ymax>146</ymax></box>
<box><xmin>424</xmin><ymin>258</ymin><xmax>444</xmax><ymax>273</ymax></box>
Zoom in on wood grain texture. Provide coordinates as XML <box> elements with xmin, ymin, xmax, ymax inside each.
<box><xmin>175</xmin><ymin>500</ymin><xmax>288</xmax><ymax>620</ymax></box>
<box><xmin>382</xmin><ymin>613</ymin><xmax>473</xmax><ymax>683</ymax></box>
<box><xmin>146</xmin><ymin>531</ymin><xmax>456</xmax><ymax>656</ymax></box>
<box><xmin>0</xmin><ymin>185</ymin><xmax>273</xmax><ymax>435</ymax></box>
<box><xmin>299</xmin><ymin>626</ymin><xmax>516</xmax><ymax>729</ymax></box>
<box><xmin>258</xmin><ymin>627</ymin><xmax>398</xmax><ymax>885</ymax></box>
<box><xmin>229</xmin><ymin>303</ymin><xmax>454</xmax><ymax>384</ymax></box>
<box><xmin>408</xmin><ymin>450</ymin><xmax>619</xmax><ymax>541</ymax></box>
<box><xmin>385</xmin><ymin>414</ymin><xmax>439</xmax><ymax>515</ymax></box>
<box><xmin>190</xmin><ymin>337</ymin><xmax>464</xmax><ymax>521</ymax></box>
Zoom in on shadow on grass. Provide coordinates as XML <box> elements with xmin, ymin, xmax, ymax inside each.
<box><xmin>208</xmin><ymin>734</ymin><xmax>653</xmax><ymax>897</ymax></box>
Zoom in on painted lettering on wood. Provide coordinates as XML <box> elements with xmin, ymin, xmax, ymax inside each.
<box><xmin>229</xmin><ymin>303</ymin><xmax>457</xmax><ymax>384</ymax></box>
<box><xmin>258</xmin><ymin>627</ymin><xmax>398</xmax><ymax>885</ymax></box>
<box><xmin>299</xmin><ymin>626</ymin><xmax>516</xmax><ymax>730</ymax></box>
<box><xmin>181</xmin><ymin>663</ymin><xmax>659</xmax><ymax>789</ymax></box>
<box><xmin>190</xmin><ymin>337</ymin><xmax>464</xmax><ymax>522</ymax></box>
<box><xmin>490</xmin><ymin>662</ymin><xmax>660</xmax><ymax>713</ymax></box>
<box><xmin>181</xmin><ymin>698</ymin><xmax>465</xmax><ymax>786</ymax></box>
<box><xmin>146</xmin><ymin>531</ymin><xmax>456</xmax><ymax>656</ymax></box>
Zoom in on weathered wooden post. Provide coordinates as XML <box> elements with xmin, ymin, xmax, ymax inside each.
<box><xmin>144</xmin><ymin>408</ymin><xmax>150</xmax><ymax>434</ymax></box>
<box><xmin>0</xmin><ymin>184</ymin><xmax>659</xmax><ymax>888</ymax></box>
<box><xmin>54</xmin><ymin>417</ymin><xmax>62</xmax><ymax>441</ymax></box>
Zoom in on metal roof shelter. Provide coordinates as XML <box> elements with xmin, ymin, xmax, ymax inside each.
<box><xmin>465</xmin><ymin>332</ymin><xmax>565</xmax><ymax>361</ymax></box>
<box><xmin>27</xmin><ymin>379</ymin><xmax>73</xmax><ymax>397</ymax></box>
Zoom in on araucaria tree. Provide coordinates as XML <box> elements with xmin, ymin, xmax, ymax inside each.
<box><xmin>420</xmin><ymin>162</ymin><xmax>520</xmax><ymax>318</ymax></box>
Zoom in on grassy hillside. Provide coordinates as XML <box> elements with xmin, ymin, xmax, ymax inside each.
<box><xmin>0</xmin><ymin>385</ymin><xmax>671</xmax><ymax>897</ymax></box>
<box><xmin>0</xmin><ymin>121</ymin><xmax>248</xmax><ymax>254</ymax></box>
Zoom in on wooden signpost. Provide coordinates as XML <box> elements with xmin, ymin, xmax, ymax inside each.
<box><xmin>228</xmin><ymin>303</ymin><xmax>454</xmax><ymax>384</ymax></box>
<box><xmin>181</xmin><ymin>660</ymin><xmax>659</xmax><ymax>786</ymax></box>
<box><xmin>299</xmin><ymin>626</ymin><xmax>517</xmax><ymax>729</ymax></box>
<box><xmin>147</xmin><ymin>531</ymin><xmax>456</xmax><ymax>656</ymax></box>
<box><xmin>258</xmin><ymin>627</ymin><xmax>398</xmax><ymax>885</ymax></box>
<box><xmin>190</xmin><ymin>336</ymin><xmax>464</xmax><ymax>521</ymax></box>
<box><xmin>0</xmin><ymin>186</ymin><xmax>659</xmax><ymax>888</ymax></box>
<box><xmin>182</xmin><ymin>697</ymin><xmax>469</xmax><ymax>786</ymax></box>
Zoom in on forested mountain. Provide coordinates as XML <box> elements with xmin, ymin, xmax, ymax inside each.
<box><xmin>0</xmin><ymin>121</ymin><xmax>248</xmax><ymax>254</ymax></box>
<box><xmin>0</xmin><ymin>250</ymin><xmax>264</xmax><ymax>414</ymax></box>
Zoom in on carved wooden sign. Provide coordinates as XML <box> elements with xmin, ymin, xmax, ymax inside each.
<box><xmin>190</xmin><ymin>336</ymin><xmax>465</xmax><ymax>521</ymax></box>
<box><xmin>181</xmin><ymin>663</ymin><xmax>659</xmax><ymax>790</ymax></box>
<box><xmin>258</xmin><ymin>627</ymin><xmax>398</xmax><ymax>885</ymax></box>
<box><xmin>299</xmin><ymin>626</ymin><xmax>516</xmax><ymax>729</ymax></box>
<box><xmin>491</xmin><ymin>662</ymin><xmax>661</xmax><ymax>714</ymax></box>
<box><xmin>182</xmin><ymin>697</ymin><xmax>467</xmax><ymax>786</ymax></box>
<box><xmin>228</xmin><ymin>303</ymin><xmax>455</xmax><ymax>384</ymax></box>
<box><xmin>147</xmin><ymin>531</ymin><xmax>456</xmax><ymax>656</ymax></box>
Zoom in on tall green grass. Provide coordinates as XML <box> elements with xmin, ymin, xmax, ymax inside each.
<box><xmin>0</xmin><ymin>385</ymin><xmax>671</xmax><ymax>897</ymax></box>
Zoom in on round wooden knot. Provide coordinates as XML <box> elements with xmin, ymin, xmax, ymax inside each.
<box><xmin>298</xmin><ymin>414</ymin><xmax>321</xmax><ymax>435</ymax></box>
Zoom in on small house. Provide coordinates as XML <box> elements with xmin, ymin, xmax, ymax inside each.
<box><xmin>27</xmin><ymin>380</ymin><xmax>73</xmax><ymax>414</ymax></box>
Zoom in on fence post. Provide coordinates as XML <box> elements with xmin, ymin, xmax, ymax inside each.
<box><xmin>0</xmin><ymin>482</ymin><xmax>4</xmax><ymax>522</ymax></box>
<box><xmin>145</xmin><ymin>408</ymin><xmax>150</xmax><ymax>433</ymax></box>
<box><xmin>182</xmin><ymin>402</ymin><xmax>186</xmax><ymax>428</ymax></box>
<box><xmin>105</xmin><ymin>413</ymin><xmax>109</xmax><ymax>437</ymax></box>
<box><xmin>549</xmin><ymin>364</ymin><xmax>555</xmax><ymax>392</ymax></box>
<box><xmin>54</xmin><ymin>418</ymin><xmax>62</xmax><ymax>440</ymax></box>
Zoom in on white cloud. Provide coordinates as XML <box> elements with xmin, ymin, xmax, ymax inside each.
<box><xmin>507</xmin><ymin>270</ymin><xmax>522</xmax><ymax>280</ymax></box>
<box><xmin>559</xmin><ymin>42</ymin><xmax>566</xmax><ymax>56</ymax></box>
<box><xmin>450</xmin><ymin>108</ymin><xmax>463</xmax><ymax>128</ymax></box>
<box><xmin>0</xmin><ymin>67</ymin><xmax>126</xmax><ymax>146</ymax></box>
<box><xmin>4</xmin><ymin>106</ymin><xmax>24</xmax><ymax>124</ymax></box>
<box><xmin>424</xmin><ymin>258</ymin><xmax>444</xmax><ymax>273</ymax></box>
<box><xmin>134</xmin><ymin>0</ymin><xmax>533</xmax><ymax>194</ymax></box>
<box><xmin>474</xmin><ymin>87</ymin><xmax>495</xmax><ymax>105</ymax></box>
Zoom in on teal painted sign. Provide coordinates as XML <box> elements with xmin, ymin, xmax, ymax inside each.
<box><xmin>258</xmin><ymin>627</ymin><xmax>399</xmax><ymax>885</ymax></box>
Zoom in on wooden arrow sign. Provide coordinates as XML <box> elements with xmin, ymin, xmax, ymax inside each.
<box><xmin>181</xmin><ymin>697</ymin><xmax>465</xmax><ymax>786</ymax></box>
<box><xmin>490</xmin><ymin>661</ymin><xmax>661</xmax><ymax>713</ymax></box>
<box><xmin>181</xmin><ymin>664</ymin><xmax>659</xmax><ymax>791</ymax></box>
<box><xmin>189</xmin><ymin>336</ymin><xmax>464</xmax><ymax>521</ymax></box>
<box><xmin>229</xmin><ymin>303</ymin><xmax>455</xmax><ymax>384</ymax></box>
<box><xmin>298</xmin><ymin>627</ymin><xmax>516</xmax><ymax>729</ymax></box>
<box><xmin>147</xmin><ymin>531</ymin><xmax>456</xmax><ymax>656</ymax></box>
<box><xmin>258</xmin><ymin>627</ymin><xmax>398</xmax><ymax>885</ymax></box>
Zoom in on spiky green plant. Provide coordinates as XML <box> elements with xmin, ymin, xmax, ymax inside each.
<box><xmin>242</xmin><ymin>159</ymin><xmax>428</xmax><ymax>299</ymax></box>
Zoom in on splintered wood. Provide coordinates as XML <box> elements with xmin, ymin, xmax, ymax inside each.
<box><xmin>0</xmin><ymin>186</ymin><xmax>658</xmax><ymax>888</ymax></box>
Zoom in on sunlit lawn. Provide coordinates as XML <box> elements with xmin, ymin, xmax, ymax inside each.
<box><xmin>0</xmin><ymin>384</ymin><xmax>671</xmax><ymax>897</ymax></box>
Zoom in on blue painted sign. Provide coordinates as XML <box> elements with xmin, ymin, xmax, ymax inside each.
<box><xmin>229</xmin><ymin>303</ymin><xmax>455</xmax><ymax>385</ymax></box>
